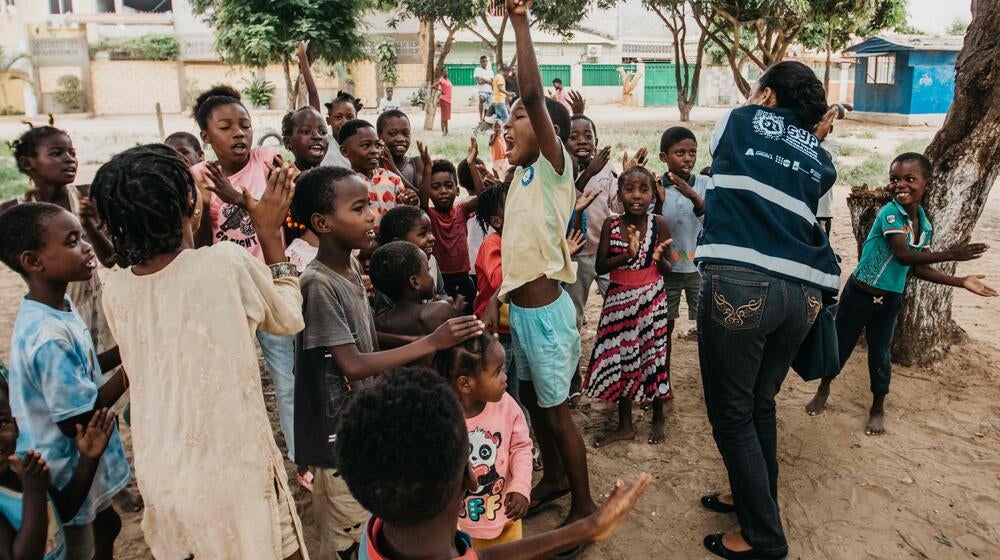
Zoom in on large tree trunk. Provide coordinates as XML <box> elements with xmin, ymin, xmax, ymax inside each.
<box><xmin>891</xmin><ymin>2</ymin><xmax>1000</xmax><ymax>365</ymax></box>
<box><xmin>423</xmin><ymin>24</ymin><xmax>457</xmax><ymax>131</ymax></box>
<box><xmin>282</xmin><ymin>53</ymin><xmax>295</xmax><ymax>110</ymax></box>
<box><xmin>823</xmin><ymin>26</ymin><xmax>833</xmax><ymax>94</ymax></box>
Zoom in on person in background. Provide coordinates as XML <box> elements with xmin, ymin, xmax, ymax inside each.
<box><xmin>492</xmin><ymin>65</ymin><xmax>514</xmax><ymax>123</ymax></box>
<box><xmin>548</xmin><ymin>78</ymin><xmax>573</xmax><ymax>115</ymax></box>
<box><xmin>433</xmin><ymin>68</ymin><xmax>454</xmax><ymax>135</ymax></box>
<box><xmin>164</xmin><ymin>132</ymin><xmax>204</xmax><ymax>167</ymax></box>
<box><xmin>296</xmin><ymin>40</ymin><xmax>357</xmax><ymax>170</ymax></box>
<box><xmin>378</xmin><ymin>87</ymin><xmax>400</xmax><ymax>113</ymax></box>
<box><xmin>506</xmin><ymin>63</ymin><xmax>520</xmax><ymax>106</ymax></box>
<box><xmin>474</xmin><ymin>56</ymin><xmax>495</xmax><ymax>123</ymax></box>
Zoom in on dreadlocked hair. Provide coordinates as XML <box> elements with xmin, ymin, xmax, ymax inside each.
<box><xmin>11</xmin><ymin>125</ymin><xmax>69</xmax><ymax>174</ymax></box>
<box><xmin>90</xmin><ymin>144</ymin><xmax>197</xmax><ymax>268</ymax></box>
<box><xmin>475</xmin><ymin>183</ymin><xmax>507</xmax><ymax>235</ymax></box>
<box><xmin>432</xmin><ymin>332</ymin><xmax>496</xmax><ymax>384</ymax></box>
<box><xmin>192</xmin><ymin>85</ymin><xmax>246</xmax><ymax>131</ymax></box>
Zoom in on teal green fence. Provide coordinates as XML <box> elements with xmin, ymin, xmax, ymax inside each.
<box><xmin>443</xmin><ymin>64</ymin><xmax>479</xmax><ymax>87</ymax></box>
<box><xmin>539</xmin><ymin>64</ymin><xmax>571</xmax><ymax>87</ymax></box>
<box><xmin>643</xmin><ymin>63</ymin><xmax>697</xmax><ymax>106</ymax></box>
<box><xmin>581</xmin><ymin>64</ymin><xmax>638</xmax><ymax>86</ymax></box>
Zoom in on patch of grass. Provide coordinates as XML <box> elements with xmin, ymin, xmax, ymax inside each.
<box><xmin>842</xmin><ymin>152</ymin><xmax>890</xmax><ymax>188</ymax></box>
<box><xmin>835</xmin><ymin>142</ymin><xmax>861</xmax><ymax>157</ymax></box>
<box><xmin>895</xmin><ymin>137</ymin><xmax>931</xmax><ymax>155</ymax></box>
<box><xmin>0</xmin><ymin>142</ymin><xmax>28</xmax><ymax>200</ymax></box>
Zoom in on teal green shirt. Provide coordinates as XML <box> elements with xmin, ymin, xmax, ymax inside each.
<box><xmin>854</xmin><ymin>200</ymin><xmax>932</xmax><ymax>293</ymax></box>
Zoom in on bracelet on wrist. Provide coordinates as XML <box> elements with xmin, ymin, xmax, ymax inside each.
<box><xmin>269</xmin><ymin>261</ymin><xmax>299</xmax><ymax>280</ymax></box>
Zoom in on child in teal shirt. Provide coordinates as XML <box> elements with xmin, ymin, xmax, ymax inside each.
<box><xmin>806</xmin><ymin>153</ymin><xmax>996</xmax><ymax>435</ymax></box>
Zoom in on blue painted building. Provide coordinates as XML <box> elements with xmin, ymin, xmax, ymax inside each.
<box><xmin>846</xmin><ymin>35</ymin><xmax>962</xmax><ymax>125</ymax></box>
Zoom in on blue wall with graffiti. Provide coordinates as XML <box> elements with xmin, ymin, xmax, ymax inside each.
<box><xmin>853</xmin><ymin>50</ymin><xmax>957</xmax><ymax>115</ymax></box>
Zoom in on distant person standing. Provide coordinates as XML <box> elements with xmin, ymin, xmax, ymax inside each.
<box><xmin>474</xmin><ymin>55</ymin><xmax>495</xmax><ymax>123</ymax></box>
<box><xmin>492</xmin><ymin>65</ymin><xmax>513</xmax><ymax>123</ymax></box>
<box><xmin>549</xmin><ymin>78</ymin><xmax>573</xmax><ymax>114</ymax></box>
<box><xmin>378</xmin><ymin>86</ymin><xmax>400</xmax><ymax>113</ymax></box>
<box><xmin>506</xmin><ymin>63</ymin><xmax>520</xmax><ymax>105</ymax></box>
<box><xmin>434</xmin><ymin>68</ymin><xmax>454</xmax><ymax>135</ymax></box>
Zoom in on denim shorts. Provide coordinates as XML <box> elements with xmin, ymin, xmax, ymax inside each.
<box><xmin>508</xmin><ymin>290</ymin><xmax>581</xmax><ymax>408</ymax></box>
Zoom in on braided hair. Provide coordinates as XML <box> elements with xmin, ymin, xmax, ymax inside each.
<box><xmin>192</xmin><ymin>85</ymin><xmax>246</xmax><ymax>131</ymax></box>
<box><xmin>475</xmin><ymin>183</ymin><xmax>508</xmax><ymax>235</ymax></box>
<box><xmin>325</xmin><ymin>90</ymin><xmax>363</xmax><ymax>113</ymax></box>
<box><xmin>11</xmin><ymin>126</ymin><xmax>69</xmax><ymax>174</ymax></box>
<box><xmin>432</xmin><ymin>332</ymin><xmax>496</xmax><ymax>384</ymax></box>
<box><xmin>618</xmin><ymin>165</ymin><xmax>657</xmax><ymax>192</ymax></box>
<box><xmin>90</xmin><ymin>144</ymin><xmax>197</xmax><ymax>267</ymax></box>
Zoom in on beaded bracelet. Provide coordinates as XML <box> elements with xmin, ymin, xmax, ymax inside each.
<box><xmin>269</xmin><ymin>262</ymin><xmax>299</xmax><ymax>280</ymax></box>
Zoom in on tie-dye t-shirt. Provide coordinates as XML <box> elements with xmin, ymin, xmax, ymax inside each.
<box><xmin>7</xmin><ymin>297</ymin><xmax>131</xmax><ymax>525</ymax></box>
<box><xmin>660</xmin><ymin>173</ymin><xmax>711</xmax><ymax>274</ymax></box>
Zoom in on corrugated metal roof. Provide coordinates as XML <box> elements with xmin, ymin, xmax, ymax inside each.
<box><xmin>847</xmin><ymin>34</ymin><xmax>963</xmax><ymax>55</ymax></box>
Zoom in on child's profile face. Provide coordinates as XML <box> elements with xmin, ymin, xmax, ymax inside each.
<box><xmin>660</xmin><ymin>138</ymin><xmax>698</xmax><ymax>178</ymax></box>
<box><xmin>567</xmin><ymin>120</ymin><xmax>596</xmax><ymax>163</ymax></box>
<box><xmin>430</xmin><ymin>171</ymin><xmax>458</xmax><ymax>210</ymax></box>
<box><xmin>28</xmin><ymin>210</ymin><xmax>97</xmax><ymax>283</ymax></box>
<box><xmin>327</xmin><ymin>101</ymin><xmax>357</xmax><ymax>139</ymax></box>
<box><xmin>21</xmin><ymin>133</ymin><xmax>77</xmax><ymax>186</ymax></box>
<box><xmin>889</xmin><ymin>160</ymin><xmax>927</xmax><ymax>207</ymax></box>
<box><xmin>201</xmin><ymin>103</ymin><xmax>253</xmax><ymax>165</ymax></box>
<box><xmin>342</xmin><ymin>127</ymin><xmax>381</xmax><ymax>175</ymax></box>
<box><xmin>618</xmin><ymin>173</ymin><xmax>654</xmax><ymax>216</ymax></box>
<box><xmin>379</xmin><ymin>116</ymin><xmax>411</xmax><ymax>159</ymax></box>
<box><xmin>470</xmin><ymin>339</ymin><xmax>508</xmax><ymax>403</ymax></box>
<box><xmin>413</xmin><ymin>251</ymin><xmax>436</xmax><ymax>300</ymax></box>
<box><xmin>503</xmin><ymin>100</ymin><xmax>539</xmax><ymax>168</ymax></box>
<box><xmin>166</xmin><ymin>138</ymin><xmax>204</xmax><ymax>167</ymax></box>
<box><xmin>285</xmin><ymin>109</ymin><xmax>329</xmax><ymax>169</ymax></box>
<box><xmin>321</xmin><ymin>175</ymin><xmax>377</xmax><ymax>251</ymax></box>
<box><xmin>403</xmin><ymin>213</ymin><xmax>435</xmax><ymax>258</ymax></box>
<box><xmin>0</xmin><ymin>387</ymin><xmax>18</xmax><ymax>474</ymax></box>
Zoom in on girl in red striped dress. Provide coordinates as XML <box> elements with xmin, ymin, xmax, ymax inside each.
<box><xmin>584</xmin><ymin>166</ymin><xmax>674</xmax><ymax>447</ymax></box>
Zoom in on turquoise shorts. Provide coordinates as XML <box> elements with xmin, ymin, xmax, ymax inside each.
<box><xmin>508</xmin><ymin>290</ymin><xmax>581</xmax><ymax>408</ymax></box>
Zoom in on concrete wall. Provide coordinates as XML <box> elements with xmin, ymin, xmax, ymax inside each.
<box><xmin>91</xmin><ymin>60</ymin><xmax>180</xmax><ymax>114</ymax></box>
<box><xmin>907</xmin><ymin>51</ymin><xmax>957</xmax><ymax>114</ymax></box>
<box><xmin>853</xmin><ymin>53</ymin><xmax>911</xmax><ymax>114</ymax></box>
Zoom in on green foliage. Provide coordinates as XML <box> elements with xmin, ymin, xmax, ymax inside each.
<box><xmin>843</xmin><ymin>152</ymin><xmax>890</xmax><ymax>187</ymax></box>
<box><xmin>945</xmin><ymin>17</ymin><xmax>968</xmax><ymax>35</ymax></box>
<box><xmin>379</xmin><ymin>0</ymin><xmax>479</xmax><ymax>28</ymax></box>
<box><xmin>529</xmin><ymin>0</ymin><xmax>620</xmax><ymax>38</ymax></box>
<box><xmin>799</xmin><ymin>0</ymin><xmax>906</xmax><ymax>55</ymax></box>
<box><xmin>375</xmin><ymin>39</ymin><xmax>398</xmax><ymax>86</ymax></box>
<box><xmin>241</xmin><ymin>76</ymin><xmax>276</xmax><ymax>107</ymax></box>
<box><xmin>0</xmin><ymin>141</ymin><xmax>28</xmax><ymax>200</ymax></box>
<box><xmin>189</xmin><ymin>0</ymin><xmax>371</xmax><ymax>69</ymax></box>
<box><xmin>54</xmin><ymin>75</ymin><xmax>85</xmax><ymax>112</ymax></box>
<box><xmin>90</xmin><ymin>35</ymin><xmax>179</xmax><ymax>61</ymax></box>
<box><xmin>409</xmin><ymin>89</ymin><xmax>427</xmax><ymax>108</ymax></box>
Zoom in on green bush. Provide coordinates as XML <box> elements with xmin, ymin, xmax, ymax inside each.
<box><xmin>408</xmin><ymin>88</ymin><xmax>426</xmax><ymax>108</ymax></box>
<box><xmin>242</xmin><ymin>76</ymin><xmax>276</xmax><ymax>108</ymax></box>
<box><xmin>91</xmin><ymin>35</ymin><xmax>179</xmax><ymax>61</ymax></box>
<box><xmin>54</xmin><ymin>74</ymin><xmax>85</xmax><ymax>112</ymax></box>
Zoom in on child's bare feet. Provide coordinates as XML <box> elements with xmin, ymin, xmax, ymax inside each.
<box><xmin>648</xmin><ymin>399</ymin><xmax>666</xmax><ymax>444</ymax></box>
<box><xmin>865</xmin><ymin>393</ymin><xmax>887</xmax><ymax>436</ymax></box>
<box><xmin>806</xmin><ymin>379</ymin><xmax>831</xmax><ymax>416</ymax></box>
<box><xmin>594</xmin><ymin>426</ymin><xmax>635</xmax><ymax>448</ymax></box>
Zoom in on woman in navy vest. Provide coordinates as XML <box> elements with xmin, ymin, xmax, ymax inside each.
<box><xmin>696</xmin><ymin>62</ymin><xmax>839</xmax><ymax>559</ymax></box>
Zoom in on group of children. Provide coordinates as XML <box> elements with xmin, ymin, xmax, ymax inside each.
<box><xmin>0</xmin><ymin>0</ymin><xmax>994</xmax><ymax>558</ymax></box>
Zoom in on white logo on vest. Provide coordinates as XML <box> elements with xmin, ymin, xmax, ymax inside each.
<box><xmin>752</xmin><ymin>110</ymin><xmax>785</xmax><ymax>139</ymax></box>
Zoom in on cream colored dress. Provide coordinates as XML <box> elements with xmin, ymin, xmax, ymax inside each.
<box><xmin>101</xmin><ymin>242</ymin><xmax>308</xmax><ymax>559</ymax></box>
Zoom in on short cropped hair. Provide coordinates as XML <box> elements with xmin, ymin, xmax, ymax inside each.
<box><xmin>659</xmin><ymin>126</ymin><xmax>697</xmax><ymax>154</ymax></box>
<box><xmin>0</xmin><ymin>202</ymin><xmax>67</xmax><ymax>274</ymax></box>
<box><xmin>891</xmin><ymin>152</ymin><xmax>932</xmax><ymax>179</ymax></box>
<box><xmin>337</xmin><ymin>367</ymin><xmax>469</xmax><ymax>526</ymax></box>
<box><xmin>369</xmin><ymin>241</ymin><xmax>424</xmax><ymax>299</ymax></box>
<box><xmin>338</xmin><ymin>119</ymin><xmax>375</xmax><ymax>145</ymax></box>
<box><xmin>291</xmin><ymin>166</ymin><xmax>360</xmax><ymax>233</ymax></box>
<box><xmin>376</xmin><ymin>109</ymin><xmax>409</xmax><ymax>135</ymax></box>
<box><xmin>378</xmin><ymin>205</ymin><xmax>426</xmax><ymax>244</ymax></box>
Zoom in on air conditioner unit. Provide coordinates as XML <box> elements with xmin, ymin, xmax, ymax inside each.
<box><xmin>587</xmin><ymin>44</ymin><xmax>602</xmax><ymax>58</ymax></box>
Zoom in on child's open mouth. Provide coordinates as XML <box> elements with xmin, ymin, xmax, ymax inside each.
<box><xmin>309</xmin><ymin>143</ymin><xmax>326</xmax><ymax>156</ymax></box>
<box><xmin>231</xmin><ymin>142</ymin><xmax>248</xmax><ymax>153</ymax></box>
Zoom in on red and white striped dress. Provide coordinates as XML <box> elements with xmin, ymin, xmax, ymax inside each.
<box><xmin>584</xmin><ymin>214</ymin><xmax>672</xmax><ymax>402</ymax></box>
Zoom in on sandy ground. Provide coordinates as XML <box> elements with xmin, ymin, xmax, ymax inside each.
<box><xmin>0</xmin><ymin>107</ymin><xmax>997</xmax><ymax>559</ymax></box>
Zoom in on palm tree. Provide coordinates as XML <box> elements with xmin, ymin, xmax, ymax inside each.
<box><xmin>0</xmin><ymin>46</ymin><xmax>31</xmax><ymax>115</ymax></box>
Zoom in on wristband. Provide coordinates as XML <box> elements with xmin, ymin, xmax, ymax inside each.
<box><xmin>269</xmin><ymin>261</ymin><xmax>299</xmax><ymax>280</ymax></box>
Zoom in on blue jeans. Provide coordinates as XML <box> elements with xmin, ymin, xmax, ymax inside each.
<box><xmin>697</xmin><ymin>265</ymin><xmax>821</xmax><ymax>555</ymax></box>
<box><xmin>493</xmin><ymin>102</ymin><xmax>509</xmax><ymax>122</ymax></box>
<box><xmin>829</xmin><ymin>276</ymin><xmax>903</xmax><ymax>395</ymax></box>
<box><xmin>257</xmin><ymin>331</ymin><xmax>296</xmax><ymax>462</ymax></box>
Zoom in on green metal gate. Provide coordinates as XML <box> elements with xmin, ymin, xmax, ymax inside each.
<box><xmin>643</xmin><ymin>63</ymin><xmax>678</xmax><ymax>106</ymax></box>
<box><xmin>539</xmin><ymin>64</ymin><xmax>571</xmax><ymax>87</ymax></box>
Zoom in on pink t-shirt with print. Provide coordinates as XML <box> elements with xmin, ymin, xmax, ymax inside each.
<box><xmin>361</xmin><ymin>167</ymin><xmax>405</xmax><ymax>226</ymax></box>
<box><xmin>191</xmin><ymin>146</ymin><xmax>279</xmax><ymax>262</ymax></box>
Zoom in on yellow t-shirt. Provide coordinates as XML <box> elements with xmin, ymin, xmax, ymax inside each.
<box><xmin>492</xmin><ymin>74</ymin><xmax>507</xmax><ymax>105</ymax></box>
<box><xmin>498</xmin><ymin>146</ymin><xmax>577</xmax><ymax>301</ymax></box>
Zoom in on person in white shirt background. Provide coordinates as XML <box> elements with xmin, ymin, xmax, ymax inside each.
<box><xmin>378</xmin><ymin>86</ymin><xmax>401</xmax><ymax>113</ymax></box>
<box><xmin>473</xmin><ymin>55</ymin><xmax>495</xmax><ymax>123</ymax></box>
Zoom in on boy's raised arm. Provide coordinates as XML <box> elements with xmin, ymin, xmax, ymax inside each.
<box><xmin>508</xmin><ymin>0</ymin><xmax>564</xmax><ymax>174</ymax></box>
<box><xmin>296</xmin><ymin>41</ymin><xmax>321</xmax><ymax>111</ymax></box>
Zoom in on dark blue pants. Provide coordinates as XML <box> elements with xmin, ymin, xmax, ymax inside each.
<box><xmin>698</xmin><ymin>265</ymin><xmax>821</xmax><ymax>555</ymax></box>
<box><xmin>830</xmin><ymin>277</ymin><xmax>903</xmax><ymax>395</ymax></box>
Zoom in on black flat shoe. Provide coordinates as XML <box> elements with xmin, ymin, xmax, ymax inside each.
<box><xmin>700</xmin><ymin>492</ymin><xmax>736</xmax><ymax>513</ymax></box>
<box><xmin>703</xmin><ymin>533</ymin><xmax>787</xmax><ymax>559</ymax></box>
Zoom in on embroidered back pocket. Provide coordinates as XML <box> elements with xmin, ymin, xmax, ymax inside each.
<box><xmin>710</xmin><ymin>275</ymin><xmax>769</xmax><ymax>330</ymax></box>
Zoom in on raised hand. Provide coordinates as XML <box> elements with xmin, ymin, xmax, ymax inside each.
<box><xmin>568</xmin><ymin>90</ymin><xmax>586</xmax><ymax>116</ymax></box>
<box><xmin>75</xmin><ymin>408</ymin><xmax>116</xmax><ymax>460</ymax></box>
<box><xmin>567</xmin><ymin>229</ymin><xmax>586</xmax><ymax>256</ymax></box>
<box><xmin>77</xmin><ymin>191</ymin><xmax>100</xmax><ymax>229</ymax></box>
<box><xmin>625</xmin><ymin>224</ymin><xmax>641</xmax><ymax>258</ymax></box>
<box><xmin>589</xmin><ymin>474</ymin><xmax>653</xmax><ymax>543</ymax></box>
<box><xmin>295</xmin><ymin>40</ymin><xmax>309</xmax><ymax>64</ymax></box>
<box><xmin>667</xmin><ymin>171</ymin><xmax>696</xmax><ymax>197</ymax></box>
<box><xmin>575</xmin><ymin>190</ymin><xmax>599</xmax><ymax>213</ymax></box>
<box><xmin>8</xmin><ymin>450</ymin><xmax>51</xmax><ymax>494</ymax></box>
<box><xmin>654</xmin><ymin>175</ymin><xmax>666</xmax><ymax>204</ymax></box>
<box><xmin>651</xmin><ymin>238</ymin><xmax>673</xmax><ymax>263</ymax></box>
<box><xmin>417</xmin><ymin>141</ymin><xmax>432</xmax><ymax>168</ymax></box>
<box><xmin>585</xmin><ymin>146</ymin><xmax>611</xmax><ymax>177</ymax></box>
<box><xmin>205</xmin><ymin>161</ymin><xmax>246</xmax><ymax>207</ymax></box>
<box><xmin>962</xmin><ymin>275</ymin><xmax>998</xmax><ymax>297</ymax></box>
<box><xmin>378</xmin><ymin>142</ymin><xmax>401</xmax><ymax>176</ymax></box>
<box><xmin>467</xmin><ymin>136</ymin><xmax>479</xmax><ymax>164</ymax></box>
<box><xmin>246</xmin><ymin>161</ymin><xmax>297</xmax><ymax>234</ymax></box>
<box><xmin>429</xmin><ymin>316</ymin><xmax>487</xmax><ymax>350</ymax></box>
<box><xmin>622</xmin><ymin>147</ymin><xmax>649</xmax><ymax>170</ymax></box>
<box><xmin>950</xmin><ymin>242</ymin><xmax>989</xmax><ymax>261</ymax></box>
<box><xmin>396</xmin><ymin>188</ymin><xmax>420</xmax><ymax>206</ymax></box>
<box><xmin>814</xmin><ymin>105</ymin><xmax>839</xmax><ymax>141</ymax></box>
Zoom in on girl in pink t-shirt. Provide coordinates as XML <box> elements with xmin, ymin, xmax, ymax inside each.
<box><xmin>433</xmin><ymin>333</ymin><xmax>532</xmax><ymax>549</ymax></box>
<box><xmin>189</xmin><ymin>85</ymin><xmax>281</xmax><ymax>261</ymax></box>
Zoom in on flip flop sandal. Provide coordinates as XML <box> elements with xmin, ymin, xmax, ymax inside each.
<box><xmin>525</xmin><ymin>488</ymin><xmax>571</xmax><ymax>517</ymax></box>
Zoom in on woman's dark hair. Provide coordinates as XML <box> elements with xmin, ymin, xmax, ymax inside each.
<box><xmin>432</xmin><ymin>332</ymin><xmax>496</xmax><ymax>384</ymax></box>
<box><xmin>659</xmin><ymin>126</ymin><xmax>696</xmax><ymax>154</ymax></box>
<box><xmin>11</xmin><ymin>126</ymin><xmax>69</xmax><ymax>174</ymax></box>
<box><xmin>90</xmin><ymin>144</ymin><xmax>197</xmax><ymax>267</ymax></box>
<box><xmin>618</xmin><ymin>165</ymin><xmax>657</xmax><ymax>192</ymax></box>
<box><xmin>281</xmin><ymin>106</ymin><xmax>324</xmax><ymax>139</ymax></box>
<box><xmin>476</xmin><ymin>183</ymin><xmax>508</xmax><ymax>235</ymax></box>
<box><xmin>378</xmin><ymin>205</ymin><xmax>426</xmax><ymax>244</ymax></box>
<box><xmin>192</xmin><ymin>85</ymin><xmax>246</xmax><ymax>131</ymax></box>
<box><xmin>891</xmin><ymin>152</ymin><xmax>932</xmax><ymax>179</ymax></box>
<box><xmin>756</xmin><ymin>61</ymin><xmax>829</xmax><ymax>131</ymax></box>
<box><xmin>325</xmin><ymin>90</ymin><xmax>363</xmax><ymax>113</ymax></box>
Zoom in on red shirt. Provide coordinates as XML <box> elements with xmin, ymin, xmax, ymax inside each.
<box><xmin>428</xmin><ymin>201</ymin><xmax>475</xmax><ymax>274</ymax></box>
<box><xmin>474</xmin><ymin>233</ymin><xmax>509</xmax><ymax>334</ymax></box>
<box><xmin>438</xmin><ymin>77</ymin><xmax>454</xmax><ymax>103</ymax></box>
<box><xmin>361</xmin><ymin>517</ymin><xmax>478</xmax><ymax>560</ymax></box>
